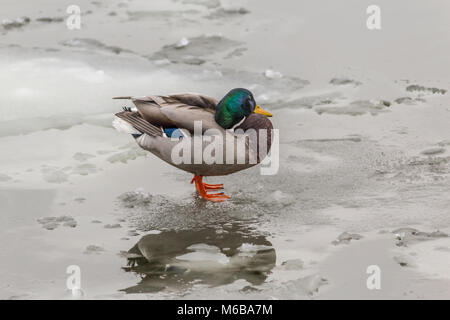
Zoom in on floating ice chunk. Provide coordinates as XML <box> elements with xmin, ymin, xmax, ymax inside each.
<box><xmin>178</xmin><ymin>243</ymin><xmax>229</xmax><ymax>264</ymax></box>
<box><xmin>237</xmin><ymin>243</ymin><xmax>273</xmax><ymax>257</ymax></box>
<box><xmin>175</xmin><ymin>37</ymin><xmax>189</xmax><ymax>49</ymax></box>
<box><xmin>147</xmin><ymin>230</ymin><xmax>162</xmax><ymax>235</ymax></box>
<box><xmin>264</xmin><ymin>69</ymin><xmax>283</xmax><ymax>79</ymax></box>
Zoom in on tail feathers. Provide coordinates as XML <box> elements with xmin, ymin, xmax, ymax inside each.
<box><xmin>112</xmin><ymin>117</ymin><xmax>141</xmax><ymax>134</ymax></box>
<box><xmin>115</xmin><ymin>111</ymin><xmax>163</xmax><ymax>137</ymax></box>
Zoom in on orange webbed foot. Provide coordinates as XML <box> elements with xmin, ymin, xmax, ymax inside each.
<box><xmin>191</xmin><ymin>175</ymin><xmax>229</xmax><ymax>202</ymax></box>
<box><xmin>203</xmin><ymin>182</ymin><xmax>223</xmax><ymax>190</ymax></box>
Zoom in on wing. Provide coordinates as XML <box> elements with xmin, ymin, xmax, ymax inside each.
<box><xmin>129</xmin><ymin>94</ymin><xmax>223</xmax><ymax>134</ymax></box>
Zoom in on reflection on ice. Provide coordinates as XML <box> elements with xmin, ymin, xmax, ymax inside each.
<box><xmin>121</xmin><ymin>223</ymin><xmax>276</xmax><ymax>293</ymax></box>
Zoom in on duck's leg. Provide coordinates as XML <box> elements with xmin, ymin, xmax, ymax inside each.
<box><xmin>190</xmin><ymin>175</ymin><xmax>230</xmax><ymax>202</ymax></box>
<box><xmin>190</xmin><ymin>176</ymin><xmax>223</xmax><ymax>190</ymax></box>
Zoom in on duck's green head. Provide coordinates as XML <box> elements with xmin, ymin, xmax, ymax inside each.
<box><xmin>215</xmin><ymin>88</ymin><xmax>272</xmax><ymax>129</ymax></box>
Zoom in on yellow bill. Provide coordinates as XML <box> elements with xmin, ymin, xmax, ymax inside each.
<box><xmin>254</xmin><ymin>105</ymin><xmax>273</xmax><ymax>117</ymax></box>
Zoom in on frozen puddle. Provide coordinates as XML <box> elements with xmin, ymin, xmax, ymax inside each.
<box><xmin>120</xmin><ymin>224</ymin><xmax>276</xmax><ymax>293</ymax></box>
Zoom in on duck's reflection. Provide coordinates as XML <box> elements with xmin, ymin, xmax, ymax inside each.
<box><xmin>121</xmin><ymin>222</ymin><xmax>276</xmax><ymax>293</ymax></box>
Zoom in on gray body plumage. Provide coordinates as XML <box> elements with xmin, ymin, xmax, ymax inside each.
<box><xmin>114</xmin><ymin>94</ymin><xmax>273</xmax><ymax>176</ymax></box>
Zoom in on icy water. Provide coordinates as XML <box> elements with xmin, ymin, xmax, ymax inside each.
<box><xmin>1</xmin><ymin>0</ymin><xmax>450</xmax><ymax>299</ymax></box>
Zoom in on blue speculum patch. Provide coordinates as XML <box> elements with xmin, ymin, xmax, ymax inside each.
<box><xmin>163</xmin><ymin>127</ymin><xmax>183</xmax><ymax>139</ymax></box>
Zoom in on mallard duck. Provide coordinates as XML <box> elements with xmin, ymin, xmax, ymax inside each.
<box><xmin>113</xmin><ymin>88</ymin><xmax>273</xmax><ymax>202</ymax></box>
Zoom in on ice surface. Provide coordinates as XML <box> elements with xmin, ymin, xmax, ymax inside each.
<box><xmin>0</xmin><ymin>174</ymin><xmax>12</xmax><ymax>181</ymax></box>
<box><xmin>1</xmin><ymin>0</ymin><xmax>450</xmax><ymax>300</ymax></box>
<box><xmin>1</xmin><ymin>17</ymin><xmax>30</xmax><ymax>30</ymax></box>
<box><xmin>179</xmin><ymin>0</ymin><xmax>220</xmax><ymax>9</ymax></box>
<box><xmin>73</xmin><ymin>152</ymin><xmax>96</xmax><ymax>162</ymax></box>
<box><xmin>118</xmin><ymin>188</ymin><xmax>152</xmax><ymax>208</ymax></box>
<box><xmin>420</xmin><ymin>147</ymin><xmax>446</xmax><ymax>156</ymax></box>
<box><xmin>281</xmin><ymin>259</ymin><xmax>304</xmax><ymax>270</ymax></box>
<box><xmin>104</xmin><ymin>223</ymin><xmax>122</xmax><ymax>229</ymax></box>
<box><xmin>315</xmin><ymin>100</ymin><xmax>391</xmax><ymax>116</ymax></box>
<box><xmin>84</xmin><ymin>245</ymin><xmax>105</xmax><ymax>254</ymax></box>
<box><xmin>329</xmin><ymin>78</ymin><xmax>361</xmax><ymax>86</ymax></box>
<box><xmin>264</xmin><ymin>69</ymin><xmax>283</xmax><ymax>79</ymax></box>
<box><xmin>206</xmin><ymin>7</ymin><xmax>250</xmax><ymax>19</ymax></box>
<box><xmin>150</xmin><ymin>35</ymin><xmax>241</xmax><ymax>64</ymax></box>
<box><xmin>406</xmin><ymin>84</ymin><xmax>447</xmax><ymax>95</ymax></box>
<box><xmin>332</xmin><ymin>232</ymin><xmax>363</xmax><ymax>245</ymax></box>
<box><xmin>37</xmin><ymin>216</ymin><xmax>77</xmax><ymax>230</ymax></box>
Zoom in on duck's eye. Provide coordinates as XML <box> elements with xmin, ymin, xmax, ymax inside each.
<box><xmin>244</xmin><ymin>98</ymin><xmax>255</xmax><ymax>113</ymax></box>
